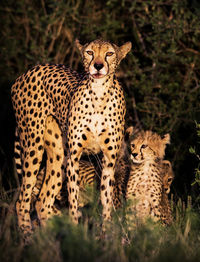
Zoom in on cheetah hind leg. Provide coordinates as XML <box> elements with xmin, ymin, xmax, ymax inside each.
<box><xmin>35</xmin><ymin>115</ymin><xmax>65</xmax><ymax>226</ymax></box>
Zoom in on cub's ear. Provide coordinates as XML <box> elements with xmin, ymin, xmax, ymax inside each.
<box><xmin>125</xmin><ymin>126</ymin><xmax>139</xmax><ymax>141</ymax></box>
<box><xmin>126</xmin><ymin>126</ymin><xmax>134</xmax><ymax>137</ymax></box>
<box><xmin>161</xmin><ymin>133</ymin><xmax>170</xmax><ymax>144</ymax></box>
<box><xmin>162</xmin><ymin>160</ymin><xmax>171</xmax><ymax>168</ymax></box>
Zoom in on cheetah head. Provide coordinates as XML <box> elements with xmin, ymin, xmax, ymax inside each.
<box><xmin>76</xmin><ymin>39</ymin><xmax>132</xmax><ymax>79</ymax></box>
<box><xmin>130</xmin><ymin>131</ymin><xmax>170</xmax><ymax>164</ymax></box>
<box><xmin>161</xmin><ymin>160</ymin><xmax>174</xmax><ymax>194</ymax></box>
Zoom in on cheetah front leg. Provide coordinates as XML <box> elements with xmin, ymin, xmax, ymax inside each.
<box><xmin>100</xmin><ymin>154</ymin><xmax>116</xmax><ymax>222</ymax></box>
<box><xmin>35</xmin><ymin>115</ymin><xmax>65</xmax><ymax>226</ymax></box>
<box><xmin>100</xmin><ymin>134</ymin><xmax>122</xmax><ymax>225</ymax></box>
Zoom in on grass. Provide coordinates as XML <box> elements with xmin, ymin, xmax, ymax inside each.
<box><xmin>1</xmin><ymin>185</ymin><xmax>200</xmax><ymax>262</ymax></box>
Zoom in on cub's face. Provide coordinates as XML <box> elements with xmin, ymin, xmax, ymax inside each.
<box><xmin>76</xmin><ymin>39</ymin><xmax>131</xmax><ymax>79</ymax></box>
<box><xmin>161</xmin><ymin>160</ymin><xmax>174</xmax><ymax>194</ymax></box>
<box><xmin>130</xmin><ymin>131</ymin><xmax>170</xmax><ymax>164</ymax></box>
<box><xmin>130</xmin><ymin>137</ymin><xmax>156</xmax><ymax>163</ymax></box>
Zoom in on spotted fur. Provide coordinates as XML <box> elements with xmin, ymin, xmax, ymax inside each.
<box><xmin>11</xmin><ymin>39</ymin><xmax>131</xmax><ymax>236</ymax></box>
<box><xmin>34</xmin><ymin>129</ymin><xmax>173</xmax><ymax>225</ymax></box>
<box><xmin>12</xmin><ymin>64</ymin><xmax>84</xmax><ymax>236</ymax></box>
<box><xmin>66</xmin><ymin>39</ymin><xmax>131</xmax><ymax>223</ymax></box>
<box><xmin>126</xmin><ymin>130</ymin><xmax>172</xmax><ymax>224</ymax></box>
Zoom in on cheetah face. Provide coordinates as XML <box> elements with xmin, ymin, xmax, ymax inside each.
<box><xmin>130</xmin><ymin>131</ymin><xmax>170</xmax><ymax>164</ymax></box>
<box><xmin>163</xmin><ymin>176</ymin><xmax>173</xmax><ymax>193</ymax></box>
<box><xmin>162</xmin><ymin>160</ymin><xmax>174</xmax><ymax>193</ymax></box>
<box><xmin>76</xmin><ymin>39</ymin><xmax>131</xmax><ymax>79</ymax></box>
<box><xmin>130</xmin><ymin>141</ymin><xmax>156</xmax><ymax>163</ymax></box>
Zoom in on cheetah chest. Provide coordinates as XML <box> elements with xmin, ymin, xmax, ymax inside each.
<box><xmin>69</xmin><ymin>82</ymin><xmax>124</xmax><ymax>154</ymax></box>
<box><xmin>130</xmin><ymin>162</ymin><xmax>162</xmax><ymax>195</ymax></box>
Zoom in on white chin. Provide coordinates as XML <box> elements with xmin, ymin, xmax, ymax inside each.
<box><xmin>131</xmin><ymin>158</ymin><xmax>143</xmax><ymax>164</ymax></box>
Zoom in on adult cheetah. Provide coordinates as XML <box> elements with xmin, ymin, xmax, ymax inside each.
<box><xmin>11</xmin><ymin>39</ymin><xmax>131</xmax><ymax>235</ymax></box>
<box><xmin>66</xmin><ymin>39</ymin><xmax>131</xmax><ymax>224</ymax></box>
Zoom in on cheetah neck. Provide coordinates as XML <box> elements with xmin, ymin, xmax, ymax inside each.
<box><xmin>131</xmin><ymin>159</ymin><xmax>160</xmax><ymax>178</ymax></box>
<box><xmin>88</xmin><ymin>74</ymin><xmax>115</xmax><ymax>99</ymax></box>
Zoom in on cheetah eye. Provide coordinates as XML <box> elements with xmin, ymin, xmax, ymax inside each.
<box><xmin>86</xmin><ymin>50</ymin><xmax>93</xmax><ymax>56</ymax></box>
<box><xmin>141</xmin><ymin>144</ymin><xmax>147</xmax><ymax>149</ymax></box>
<box><xmin>106</xmin><ymin>52</ymin><xmax>114</xmax><ymax>57</ymax></box>
<box><xmin>131</xmin><ymin>144</ymin><xmax>135</xmax><ymax>149</ymax></box>
<box><xmin>167</xmin><ymin>178</ymin><xmax>172</xmax><ymax>182</ymax></box>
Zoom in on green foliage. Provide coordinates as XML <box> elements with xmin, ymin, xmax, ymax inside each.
<box><xmin>1</xmin><ymin>198</ymin><xmax>200</xmax><ymax>262</ymax></box>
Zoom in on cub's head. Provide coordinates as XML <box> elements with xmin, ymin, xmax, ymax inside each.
<box><xmin>161</xmin><ymin>160</ymin><xmax>174</xmax><ymax>194</ymax></box>
<box><xmin>130</xmin><ymin>130</ymin><xmax>170</xmax><ymax>164</ymax></box>
<box><xmin>76</xmin><ymin>39</ymin><xmax>131</xmax><ymax>79</ymax></box>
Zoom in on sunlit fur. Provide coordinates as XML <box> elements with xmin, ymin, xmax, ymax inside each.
<box><xmin>126</xmin><ymin>130</ymin><xmax>171</xmax><ymax>223</ymax></box>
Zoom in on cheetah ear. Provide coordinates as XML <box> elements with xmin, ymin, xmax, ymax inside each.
<box><xmin>116</xmin><ymin>42</ymin><xmax>132</xmax><ymax>62</ymax></box>
<box><xmin>161</xmin><ymin>133</ymin><xmax>170</xmax><ymax>144</ymax></box>
<box><xmin>125</xmin><ymin>126</ymin><xmax>139</xmax><ymax>141</ymax></box>
<box><xmin>162</xmin><ymin>160</ymin><xmax>171</xmax><ymax>168</ymax></box>
<box><xmin>126</xmin><ymin>126</ymin><xmax>134</xmax><ymax>137</ymax></box>
<box><xmin>75</xmin><ymin>39</ymin><xmax>84</xmax><ymax>53</ymax></box>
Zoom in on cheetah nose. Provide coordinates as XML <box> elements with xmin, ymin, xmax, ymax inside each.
<box><xmin>94</xmin><ymin>63</ymin><xmax>104</xmax><ymax>71</ymax></box>
<box><xmin>132</xmin><ymin>153</ymin><xmax>138</xmax><ymax>158</ymax></box>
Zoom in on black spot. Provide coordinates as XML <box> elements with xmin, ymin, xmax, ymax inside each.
<box><xmin>33</xmin><ymin>158</ymin><xmax>38</xmax><ymax>165</ymax></box>
<box><xmin>101</xmin><ymin>185</ymin><xmax>106</xmax><ymax>191</ymax></box>
<box><xmin>27</xmin><ymin>172</ymin><xmax>31</xmax><ymax>177</ymax></box>
<box><xmin>104</xmin><ymin>138</ymin><xmax>110</xmax><ymax>144</ymax></box>
<box><xmin>78</xmin><ymin>143</ymin><xmax>82</xmax><ymax>147</ymax></box>
<box><xmin>47</xmin><ymin>129</ymin><xmax>52</xmax><ymax>135</ymax></box>
<box><xmin>36</xmin><ymin>137</ymin><xmax>40</xmax><ymax>143</ymax></box>
<box><xmin>82</xmin><ymin>134</ymin><xmax>87</xmax><ymax>140</ymax></box>
<box><xmin>45</xmin><ymin>140</ymin><xmax>50</xmax><ymax>146</ymax></box>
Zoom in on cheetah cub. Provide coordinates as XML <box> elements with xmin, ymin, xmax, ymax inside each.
<box><xmin>66</xmin><ymin>39</ymin><xmax>131</xmax><ymax>223</ymax></box>
<box><xmin>159</xmin><ymin>160</ymin><xmax>174</xmax><ymax>225</ymax></box>
<box><xmin>126</xmin><ymin>130</ymin><xmax>171</xmax><ymax>224</ymax></box>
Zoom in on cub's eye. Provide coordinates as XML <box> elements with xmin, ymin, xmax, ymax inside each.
<box><xmin>106</xmin><ymin>52</ymin><xmax>114</xmax><ymax>56</ymax></box>
<box><xmin>141</xmin><ymin>144</ymin><xmax>147</xmax><ymax>149</ymax></box>
<box><xmin>86</xmin><ymin>50</ymin><xmax>93</xmax><ymax>55</ymax></box>
<box><xmin>167</xmin><ymin>178</ymin><xmax>173</xmax><ymax>182</ymax></box>
<box><xmin>131</xmin><ymin>144</ymin><xmax>135</xmax><ymax>149</ymax></box>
